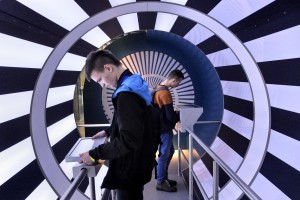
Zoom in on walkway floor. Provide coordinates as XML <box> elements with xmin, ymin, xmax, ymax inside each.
<box><xmin>144</xmin><ymin>152</ymin><xmax>189</xmax><ymax>200</ymax></box>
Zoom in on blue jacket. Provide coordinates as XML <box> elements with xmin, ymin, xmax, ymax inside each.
<box><xmin>113</xmin><ymin>73</ymin><xmax>151</xmax><ymax>106</ymax></box>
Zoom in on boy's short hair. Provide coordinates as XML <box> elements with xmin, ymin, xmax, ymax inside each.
<box><xmin>84</xmin><ymin>49</ymin><xmax>121</xmax><ymax>81</ymax></box>
<box><xmin>167</xmin><ymin>69</ymin><xmax>184</xmax><ymax>81</ymax></box>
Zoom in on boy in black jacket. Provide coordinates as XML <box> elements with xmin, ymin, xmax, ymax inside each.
<box><xmin>79</xmin><ymin>50</ymin><xmax>153</xmax><ymax>200</ymax></box>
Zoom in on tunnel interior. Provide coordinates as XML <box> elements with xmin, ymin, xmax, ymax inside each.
<box><xmin>78</xmin><ymin>30</ymin><xmax>224</xmax><ymax>156</ymax></box>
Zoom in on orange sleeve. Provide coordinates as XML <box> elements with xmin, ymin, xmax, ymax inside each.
<box><xmin>154</xmin><ymin>90</ymin><xmax>172</xmax><ymax>108</ymax></box>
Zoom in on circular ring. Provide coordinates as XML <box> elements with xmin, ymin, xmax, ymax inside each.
<box><xmin>30</xmin><ymin>2</ymin><xmax>270</xmax><ymax>199</ymax></box>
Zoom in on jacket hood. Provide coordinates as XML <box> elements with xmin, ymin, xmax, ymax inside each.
<box><xmin>112</xmin><ymin>74</ymin><xmax>152</xmax><ymax>105</ymax></box>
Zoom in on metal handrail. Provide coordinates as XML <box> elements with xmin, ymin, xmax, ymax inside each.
<box><xmin>60</xmin><ymin>168</ymin><xmax>88</xmax><ymax>200</ymax></box>
<box><xmin>185</xmin><ymin>128</ymin><xmax>261</xmax><ymax>200</ymax></box>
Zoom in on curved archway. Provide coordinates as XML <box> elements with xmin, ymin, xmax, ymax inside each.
<box><xmin>30</xmin><ymin>2</ymin><xmax>270</xmax><ymax>199</ymax></box>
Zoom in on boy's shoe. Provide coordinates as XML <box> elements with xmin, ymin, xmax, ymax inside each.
<box><xmin>166</xmin><ymin>179</ymin><xmax>177</xmax><ymax>187</ymax></box>
<box><xmin>156</xmin><ymin>180</ymin><xmax>177</xmax><ymax>192</ymax></box>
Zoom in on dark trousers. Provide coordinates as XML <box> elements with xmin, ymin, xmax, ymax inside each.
<box><xmin>116</xmin><ymin>186</ymin><xmax>144</xmax><ymax>200</ymax></box>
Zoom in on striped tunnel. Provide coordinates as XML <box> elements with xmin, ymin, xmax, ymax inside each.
<box><xmin>0</xmin><ymin>0</ymin><xmax>299</xmax><ymax>200</ymax></box>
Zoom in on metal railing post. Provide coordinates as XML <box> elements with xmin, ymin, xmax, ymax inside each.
<box><xmin>178</xmin><ymin>129</ymin><xmax>181</xmax><ymax>176</ymax></box>
<box><xmin>111</xmin><ymin>189</ymin><xmax>116</xmax><ymax>200</ymax></box>
<box><xmin>213</xmin><ymin>161</ymin><xmax>219</xmax><ymax>200</ymax></box>
<box><xmin>89</xmin><ymin>177</ymin><xmax>96</xmax><ymax>200</ymax></box>
<box><xmin>189</xmin><ymin>133</ymin><xmax>193</xmax><ymax>200</ymax></box>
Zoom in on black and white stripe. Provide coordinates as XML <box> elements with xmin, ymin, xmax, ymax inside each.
<box><xmin>0</xmin><ymin>0</ymin><xmax>299</xmax><ymax>199</ymax></box>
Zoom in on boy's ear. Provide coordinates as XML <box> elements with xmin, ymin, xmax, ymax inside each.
<box><xmin>104</xmin><ymin>64</ymin><xmax>113</xmax><ymax>72</ymax></box>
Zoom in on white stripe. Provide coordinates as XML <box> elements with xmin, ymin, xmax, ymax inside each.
<box><xmin>109</xmin><ymin>0</ymin><xmax>139</xmax><ymax>33</ymax></box>
<box><xmin>0</xmin><ymin>138</ymin><xmax>35</xmax><ymax>186</ymax></box>
<box><xmin>0</xmin><ymin>115</ymin><xmax>76</xmax><ymax>186</ymax></box>
<box><xmin>211</xmin><ymin>137</ymin><xmax>243</xmax><ymax>171</ymax></box>
<box><xmin>267</xmin><ymin>84</ymin><xmax>300</xmax><ymax>114</ymax></box>
<box><xmin>184</xmin><ymin>0</ymin><xmax>275</xmax><ymax>45</ymax></box>
<box><xmin>48</xmin><ymin>115</ymin><xmax>77</xmax><ymax>146</ymax></box>
<box><xmin>207</xmin><ymin>25</ymin><xmax>300</xmax><ymax>67</ymax></box>
<box><xmin>154</xmin><ymin>0</ymin><xmax>188</xmax><ymax>32</ymax></box>
<box><xmin>0</xmin><ymin>85</ymin><xmax>75</xmax><ymax>123</ymax></box>
<box><xmin>184</xmin><ymin>24</ymin><xmax>214</xmax><ymax>46</ymax></box>
<box><xmin>46</xmin><ymin>85</ymin><xmax>76</xmax><ymax>108</ymax></box>
<box><xmin>17</xmin><ymin>0</ymin><xmax>110</xmax><ymax>47</ymax></box>
<box><xmin>193</xmin><ymin>137</ymin><xmax>243</xmax><ymax>198</ymax></box>
<box><xmin>251</xmin><ymin>173</ymin><xmax>291</xmax><ymax>200</ymax></box>
<box><xmin>25</xmin><ymin>180</ymin><xmax>58</xmax><ymax>200</ymax></box>
<box><xmin>221</xmin><ymin>81</ymin><xmax>300</xmax><ymax>114</ymax></box>
<box><xmin>84</xmin><ymin>165</ymin><xmax>109</xmax><ymax>199</ymax></box>
<box><xmin>26</xmin><ymin>162</ymin><xmax>109</xmax><ymax>200</ymax></box>
<box><xmin>223</xmin><ymin>109</ymin><xmax>300</xmax><ymax>171</ymax></box>
<box><xmin>0</xmin><ymin>33</ymin><xmax>85</xmax><ymax>71</ymax></box>
<box><xmin>222</xmin><ymin>109</ymin><xmax>253</xmax><ymax>140</ymax></box>
<box><xmin>117</xmin><ymin>14</ymin><xmax>140</xmax><ymax>33</ymax></box>
<box><xmin>193</xmin><ymin>159</ymin><xmax>214</xmax><ymax>198</ymax></box>
<box><xmin>26</xmin><ymin>157</ymin><xmax>109</xmax><ymax>199</ymax></box>
<box><xmin>0</xmin><ymin>90</ymin><xmax>32</xmax><ymax>123</ymax></box>
<box><xmin>268</xmin><ymin>129</ymin><xmax>300</xmax><ymax>171</ymax></box>
<box><xmin>155</xmin><ymin>13</ymin><xmax>179</xmax><ymax>32</ymax></box>
<box><xmin>221</xmin><ymin>81</ymin><xmax>253</xmax><ymax>102</ymax></box>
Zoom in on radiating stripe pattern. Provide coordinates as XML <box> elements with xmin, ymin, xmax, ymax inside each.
<box><xmin>0</xmin><ymin>0</ymin><xmax>299</xmax><ymax>199</ymax></box>
<box><xmin>102</xmin><ymin>51</ymin><xmax>194</xmax><ymax>122</ymax></box>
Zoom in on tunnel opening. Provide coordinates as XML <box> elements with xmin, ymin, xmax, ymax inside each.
<box><xmin>74</xmin><ymin>30</ymin><xmax>224</xmax><ymax>157</ymax></box>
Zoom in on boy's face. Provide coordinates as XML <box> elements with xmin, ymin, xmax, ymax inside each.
<box><xmin>91</xmin><ymin>63</ymin><xmax>117</xmax><ymax>88</ymax></box>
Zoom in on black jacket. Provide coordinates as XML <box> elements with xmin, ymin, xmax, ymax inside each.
<box><xmin>89</xmin><ymin>72</ymin><xmax>154</xmax><ymax>189</ymax></box>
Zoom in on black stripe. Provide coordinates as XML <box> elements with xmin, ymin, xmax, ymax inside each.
<box><xmin>75</xmin><ymin>0</ymin><xmax>123</xmax><ymax>39</ymax></box>
<box><xmin>216</xmin><ymin>58</ymin><xmax>300</xmax><ymax>86</ymax></box>
<box><xmin>136</xmin><ymin>0</ymin><xmax>159</xmax><ymax>31</ymax></box>
<box><xmin>182</xmin><ymin>168</ymin><xmax>205</xmax><ymax>200</ymax></box>
<box><xmin>0</xmin><ymin>100</ymin><xmax>74</xmax><ymax>152</ymax></box>
<box><xmin>218</xmin><ymin>124</ymin><xmax>249</xmax><ymax>157</ymax></box>
<box><xmin>170</xmin><ymin>0</ymin><xmax>221</xmax><ymax>37</ymax></box>
<box><xmin>0</xmin><ymin>67</ymin><xmax>39</xmax><ymax>95</ymax></box>
<box><xmin>137</xmin><ymin>12</ymin><xmax>158</xmax><ymax>31</ymax></box>
<box><xmin>0</xmin><ymin>1</ymin><xmax>96</xmax><ymax>57</ymax></box>
<box><xmin>169</xmin><ymin>16</ymin><xmax>197</xmax><ymax>37</ymax></box>
<box><xmin>200</xmin><ymin>153</ymin><xmax>230</xmax><ymax>188</ymax></box>
<box><xmin>0</xmin><ymin>160</ymin><xmax>45</xmax><ymax>200</ymax></box>
<box><xmin>224</xmin><ymin>95</ymin><xmax>253</xmax><ymax>120</ymax></box>
<box><xmin>198</xmin><ymin>0</ymin><xmax>300</xmax><ymax>54</ymax></box>
<box><xmin>0</xmin><ymin>115</ymin><xmax>30</xmax><ymax>152</ymax></box>
<box><xmin>99</xmin><ymin>19</ymin><xmax>124</xmax><ymax>39</ymax></box>
<box><xmin>271</xmin><ymin>107</ymin><xmax>300</xmax><ymax>141</ymax></box>
<box><xmin>215</xmin><ymin>65</ymin><xmax>248</xmax><ymax>82</ymax></box>
<box><xmin>46</xmin><ymin>100</ymin><xmax>74</xmax><ymax>127</ymax></box>
<box><xmin>260</xmin><ymin>152</ymin><xmax>300</xmax><ymax>199</ymax></box>
<box><xmin>50</xmin><ymin>70</ymin><xmax>80</xmax><ymax>88</ymax></box>
<box><xmin>0</xmin><ymin>67</ymin><xmax>79</xmax><ymax>95</ymax></box>
<box><xmin>186</xmin><ymin>0</ymin><xmax>221</xmax><ymax>13</ymax></box>
<box><xmin>52</xmin><ymin>129</ymin><xmax>79</xmax><ymax>164</ymax></box>
<box><xmin>240</xmin><ymin>195</ymin><xmax>251</xmax><ymax>200</ymax></box>
<box><xmin>259</xmin><ymin>58</ymin><xmax>300</xmax><ymax>86</ymax></box>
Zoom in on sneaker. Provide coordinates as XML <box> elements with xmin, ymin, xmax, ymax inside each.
<box><xmin>156</xmin><ymin>180</ymin><xmax>177</xmax><ymax>192</ymax></box>
<box><xmin>166</xmin><ymin>179</ymin><xmax>177</xmax><ymax>187</ymax></box>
